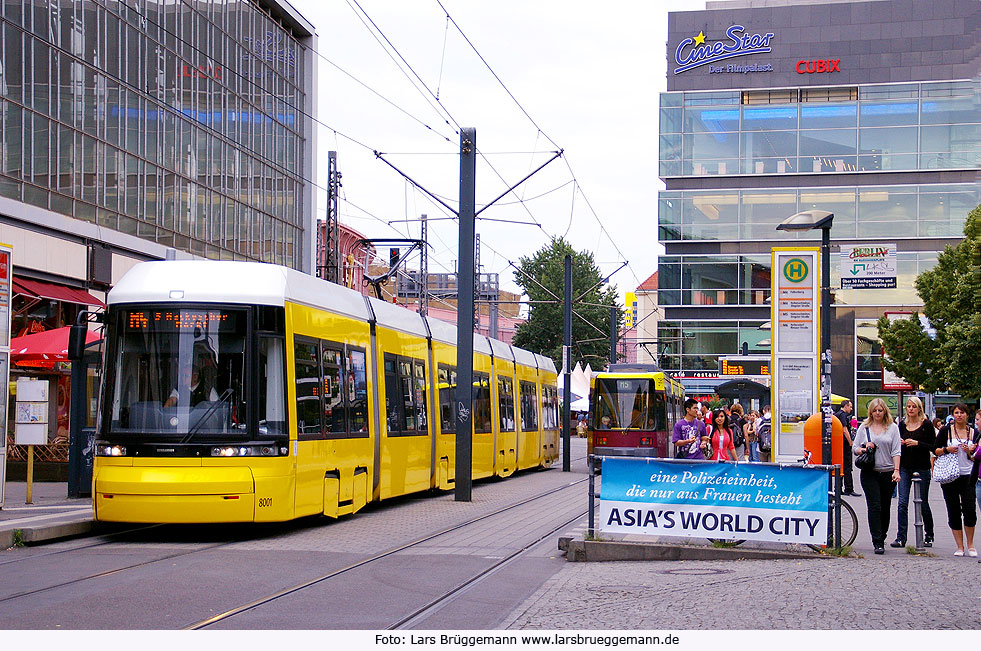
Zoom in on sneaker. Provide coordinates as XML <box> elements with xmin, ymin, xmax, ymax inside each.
<box><xmin>844</xmin><ymin>491</ymin><xmax>862</xmax><ymax>497</ymax></box>
<box><xmin>874</xmin><ymin>545</ymin><xmax>885</xmax><ymax>555</ymax></box>
<box><xmin>925</xmin><ymin>534</ymin><xmax>934</xmax><ymax>547</ymax></box>
<box><xmin>969</xmin><ymin>549</ymin><xmax>978</xmax><ymax>557</ymax></box>
<box><xmin>954</xmin><ymin>550</ymin><xmax>964</xmax><ymax>557</ymax></box>
<box><xmin>890</xmin><ymin>539</ymin><xmax>906</xmax><ymax>548</ymax></box>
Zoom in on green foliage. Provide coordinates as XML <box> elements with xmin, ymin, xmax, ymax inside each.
<box><xmin>878</xmin><ymin>204</ymin><xmax>981</xmax><ymax>399</ymax></box>
<box><xmin>817</xmin><ymin>544</ymin><xmax>853</xmax><ymax>557</ymax></box>
<box><xmin>511</xmin><ymin>237</ymin><xmax>624</xmax><ymax>370</ymax></box>
<box><xmin>12</xmin><ymin>529</ymin><xmax>24</xmax><ymax>547</ymax></box>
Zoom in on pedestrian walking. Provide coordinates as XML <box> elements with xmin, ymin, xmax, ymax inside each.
<box><xmin>835</xmin><ymin>399</ymin><xmax>859</xmax><ymax>496</ymax></box>
<box><xmin>673</xmin><ymin>398</ymin><xmax>709</xmax><ymax>460</ymax></box>
<box><xmin>730</xmin><ymin>403</ymin><xmax>746</xmax><ymax>460</ymax></box>
<box><xmin>853</xmin><ymin>398</ymin><xmax>901</xmax><ymax>555</ymax></box>
<box><xmin>934</xmin><ymin>403</ymin><xmax>979</xmax><ymax>557</ymax></box>
<box><xmin>758</xmin><ymin>405</ymin><xmax>772</xmax><ymax>462</ymax></box>
<box><xmin>744</xmin><ymin>410</ymin><xmax>760</xmax><ymax>461</ymax></box>
<box><xmin>708</xmin><ymin>409</ymin><xmax>737</xmax><ymax>462</ymax></box>
<box><xmin>891</xmin><ymin>397</ymin><xmax>935</xmax><ymax>548</ymax></box>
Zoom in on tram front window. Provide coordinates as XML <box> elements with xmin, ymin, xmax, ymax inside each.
<box><xmin>107</xmin><ymin>308</ymin><xmax>248</xmax><ymax>439</ymax></box>
<box><xmin>593</xmin><ymin>379</ymin><xmax>653</xmax><ymax>429</ymax></box>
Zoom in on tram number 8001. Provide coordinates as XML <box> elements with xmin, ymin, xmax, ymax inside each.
<box><xmin>258</xmin><ymin>498</ymin><xmax>273</xmax><ymax>508</ymax></box>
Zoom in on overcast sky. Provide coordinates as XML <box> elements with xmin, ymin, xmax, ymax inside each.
<box><xmin>291</xmin><ymin>0</ymin><xmax>706</xmax><ymax>300</ymax></box>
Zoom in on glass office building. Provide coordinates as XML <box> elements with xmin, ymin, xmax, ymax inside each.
<box><xmin>0</xmin><ymin>0</ymin><xmax>316</xmax><ymax>269</ymax></box>
<box><xmin>658</xmin><ymin>0</ymin><xmax>979</xmax><ymax>415</ymax></box>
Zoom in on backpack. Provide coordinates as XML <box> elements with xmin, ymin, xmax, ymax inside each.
<box><xmin>757</xmin><ymin>417</ymin><xmax>771</xmax><ymax>451</ymax></box>
<box><xmin>732</xmin><ymin>417</ymin><xmax>745</xmax><ymax>447</ymax></box>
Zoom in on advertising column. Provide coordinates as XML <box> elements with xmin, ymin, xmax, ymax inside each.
<box><xmin>771</xmin><ymin>248</ymin><xmax>819</xmax><ymax>461</ymax></box>
<box><xmin>0</xmin><ymin>245</ymin><xmax>11</xmax><ymax>508</ymax></box>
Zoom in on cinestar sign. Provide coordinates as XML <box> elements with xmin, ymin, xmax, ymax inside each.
<box><xmin>674</xmin><ymin>25</ymin><xmax>775</xmax><ymax>74</ymax></box>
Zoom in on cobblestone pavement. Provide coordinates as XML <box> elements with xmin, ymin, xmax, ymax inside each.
<box><xmin>504</xmin><ymin>554</ymin><xmax>981</xmax><ymax>630</ymax></box>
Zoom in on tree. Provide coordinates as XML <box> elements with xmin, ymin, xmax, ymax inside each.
<box><xmin>511</xmin><ymin>237</ymin><xmax>624</xmax><ymax>370</ymax></box>
<box><xmin>877</xmin><ymin>204</ymin><xmax>981</xmax><ymax>399</ymax></box>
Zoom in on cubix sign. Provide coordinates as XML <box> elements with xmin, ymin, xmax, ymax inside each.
<box><xmin>599</xmin><ymin>458</ymin><xmax>829</xmax><ymax>545</ymax></box>
<box><xmin>796</xmin><ymin>59</ymin><xmax>841</xmax><ymax>74</ymax></box>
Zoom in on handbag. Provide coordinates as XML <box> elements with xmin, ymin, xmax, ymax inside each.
<box><xmin>933</xmin><ymin>427</ymin><xmax>964</xmax><ymax>484</ymax></box>
<box><xmin>855</xmin><ymin>426</ymin><xmax>876</xmax><ymax>471</ymax></box>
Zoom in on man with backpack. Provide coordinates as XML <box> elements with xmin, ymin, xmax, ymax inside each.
<box><xmin>835</xmin><ymin>399</ymin><xmax>860</xmax><ymax>496</ymax></box>
<box><xmin>758</xmin><ymin>405</ymin><xmax>772</xmax><ymax>462</ymax></box>
<box><xmin>730</xmin><ymin>403</ymin><xmax>747</xmax><ymax>460</ymax></box>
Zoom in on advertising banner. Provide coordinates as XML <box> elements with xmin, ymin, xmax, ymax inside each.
<box><xmin>599</xmin><ymin>458</ymin><xmax>829</xmax><ymax>545</ymax></box>
<box><xmin>840</xmin><ymin>244</ymin><xmax>897</xmax><ymax>289</ymax></box>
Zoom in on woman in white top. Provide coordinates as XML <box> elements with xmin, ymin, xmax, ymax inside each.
<box><xmin>852</xmin><ymin>398</ymin><xmax>901</xmax><ymax>555</ymax></box>
<box><xmin>934</xmin><ymin>403</ymin><xmax>979</xmax><ymax>557</ymax></box>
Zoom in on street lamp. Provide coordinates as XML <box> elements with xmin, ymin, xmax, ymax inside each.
<box><xmin>777</xmin><ymin>210</ymin><xmax>834</xmax><ymax>467</ymax></box>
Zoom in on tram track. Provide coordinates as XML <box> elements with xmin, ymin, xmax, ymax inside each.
<box><xmin>0</xmin><ymin>447</ymin><xmax>592</xmax><ymax>627</ymax></box>
<box><xmin>185</xmin><ymin>475</ymin><xmax>590</xmax><ymax>630</ymax></box>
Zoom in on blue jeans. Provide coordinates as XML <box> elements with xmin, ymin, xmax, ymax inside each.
<box><xmin>748</xmin><ymin>441</ymin><xmax>759</xmax><ymax>461</ymax></box>
<box><xmin>896</xmin><ymin>468</ymin><xmax>933</xmax><ymax>542</ymax></box>
<box><xmin>976</xmin><ymin>480</ymin><xmax>981</xmax><ymax>515</ymax></box>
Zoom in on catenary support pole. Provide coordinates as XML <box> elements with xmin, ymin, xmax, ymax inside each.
<box><xmin>563</xmin><ymin>254</ymin><xmax>572</xmax><ymax>472</ymax></box>
<box><xmin>610</xmin><ymin>306</ymin><xmax>617</xmax><ymax>365</ymax></box>
<box><xmin>455</xmin><ymin>128</ymin><xmax>476</xmax><ymax>501</ymax></box>
<box><xmin>821</xmin><ymin>226</ymin><xmax>833</xmax><ymax>469</ymax></box>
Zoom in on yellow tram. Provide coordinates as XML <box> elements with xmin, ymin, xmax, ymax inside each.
<box><xmin>93</xmin><ymin>261</ymin><xmax>560</xmax><ymax>523</ymax></box>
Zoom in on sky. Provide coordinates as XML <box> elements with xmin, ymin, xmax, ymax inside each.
<box><xmin>290</xmin><ymin>0</ymin><xmax>707</xmax><ymax>302</ymax></box>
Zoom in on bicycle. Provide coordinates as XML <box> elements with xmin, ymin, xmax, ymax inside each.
<box><xmin>707</xmin><ymin>450</ymin><xmax>858</xmax><ymax>551</ymax></box>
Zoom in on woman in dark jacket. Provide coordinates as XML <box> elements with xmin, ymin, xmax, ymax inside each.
<box><xmin>934</xmin><ymin>403</ymin><xmax>980</xmax><ymax>557</ymax></box>
<box><xmin>891</xmin><ymin>397</ymin><xmax>935</xmax><ymax>548</ymax></box>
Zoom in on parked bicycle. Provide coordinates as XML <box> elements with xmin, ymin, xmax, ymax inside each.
<box><xmin>708</xmin><ymin>450</ymin><xmax>857</xmax><ymax>550</ymax></box>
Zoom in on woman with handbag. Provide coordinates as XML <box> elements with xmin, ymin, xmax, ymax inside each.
<box><xmin>890</xmin><ymin>397</ymin><xmax>936</xmax><ymax>548</ymax></box>
<box><xmin>852</xmin><ymin>398</ymin><xmax>901</xmax><ymax>554</ymax></box>
<box><xmin>707</xmin><ymin>409</ymin><xmax>737</xmax><ymax>461</ymax></box>
<box><xmin>934</xmin><ymin>403</ymin><xmax>979</xmax><ymax>557</ymax></box>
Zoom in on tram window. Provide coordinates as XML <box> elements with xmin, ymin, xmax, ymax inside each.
<box><xmin>474</xmin><ymin>372</ymin><xmax>492</xmax><ymax>433</ymax></box>
<box><xmin>384</xmin><ymin>355</ymin><xmax>402</xmax><ymax>435</ymax></box>
<box><xmin>438</xmin><ymin>364</ymin><xmax>457</xmax><ymax>431</ymax></box>
<box><xmin>399</xmin><ymin>360</ymin><xmax>417</xmax><ymax>431</ymax></box>
<box><xmin>323</xmin><ymin>346</ymin><xmax>346</xmax><ymax>433</ymax></box>
<box><xmin>519</xmin><ymin>381</ymin><xmax>538</xmax><ymax>430</ymax></box>
<box><xmin>347</xmin><ymin>349</ymin><xmax>368</xmax><ymax>433</ymax></box>
<box><xmin>258</xmin><ymin>336</ymin><xmax>286</xmax><ymax>436</ymax></box>
<box><xmin>294</xmin><ymin>340</ymin><xmax>322</xmax><ymax>438</ymax></box>
<box><xmin>498</xmin><ymin>376</ymin><xmax>515</xmax><ymax>432</ymax></box>
<box><xmin>414</xmin><ymin>361</ymin><xmax>428</xmax><ymax>432</ymax></box>
<box><xmin>651</xmin><ymin>393</ymin><xmax>666</xmax><ymax>431</ymax></box>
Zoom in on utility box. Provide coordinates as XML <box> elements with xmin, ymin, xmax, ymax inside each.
<box><xmin>15</xmin><ymin>378</ymin><xmax>49</xmax><ymax>445</ymax></box>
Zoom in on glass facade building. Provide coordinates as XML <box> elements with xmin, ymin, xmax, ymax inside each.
<box><xmin>0</xmin><ymin>0</ymin><xmax>315</xmax><ymax>268</ymax></box>
<box><xmin>659</xmin><ymin>0</ymin><xmax>979</xmax><ymax>415</ymax></box>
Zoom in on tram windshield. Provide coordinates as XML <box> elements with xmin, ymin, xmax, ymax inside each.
<box><xmin>592</xmin><ymin>378</ymin><xmax>664</xmax><ymax>430</ymax></box>
<box><xmin>106</xmin><ymin>307</ymin><xmax>252</xmax><ymax>439</ymax></box>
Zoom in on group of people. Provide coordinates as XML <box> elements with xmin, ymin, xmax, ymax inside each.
<box><xmin>671</xmin><ymin>398</ymin><xmax>772</xmax><ymax>463</ymax></box>
<box><xmin>843</xmin><ymin>397</ymin><xmax>981</xmax><ymax>557</ymax></box>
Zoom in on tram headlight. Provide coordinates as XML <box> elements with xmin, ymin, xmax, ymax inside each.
<box><xmin>96</xmin><ymin>444</ymin><xmax>127</xmax><ymax>457</ymax></box>
<box><xmin>210</xmin><ymin>445</ymin><xmax>287</xmax><ymax>457</ymax></box>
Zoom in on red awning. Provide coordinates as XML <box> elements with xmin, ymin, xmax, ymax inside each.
<box><xmin>13</xmin><ymin>277</ymin><xmax>105</xmax><ymax>308</ymax></box>
<box><xmin>10</xmin><ymin>326</ymin><xmax>101</xmax><ymax>366</ymax></box>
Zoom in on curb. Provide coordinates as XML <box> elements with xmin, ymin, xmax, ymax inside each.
<box><xmin>559</xmin><ymin>537</ymin><xmax>828</xmax><ymax>562</ymax></box>
<box><xmin>2</xmin><ymin>520</ymin><xmax>98</xmax><ymax>549</ymax></box>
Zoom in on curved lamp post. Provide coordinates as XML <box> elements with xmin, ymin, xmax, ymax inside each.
<box><xmin>777</xmin><ymin>209</ymin><xmax>834</xmax><ymax>466</ymax></box>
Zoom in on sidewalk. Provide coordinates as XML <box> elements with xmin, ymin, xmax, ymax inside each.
<box><xmin>0</xmin><ymin>481</ymin><xmax>95</xmax><ymax>548</ymax></box>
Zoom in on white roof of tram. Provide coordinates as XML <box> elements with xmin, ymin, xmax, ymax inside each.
<box><xmin>109</xmin><ymin>261</ymin><xmax>545</xmax><ymax>367</ymax></box>
<box><xmin>108</xmin><ymin>261</ymin><xmax>371</xmax><ymax>321</ymax></box>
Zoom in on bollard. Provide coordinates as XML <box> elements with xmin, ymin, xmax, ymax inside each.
<box><xmin>587</xmin><ymin>455</ymin><xmax>595</xmax><ymax>539</ymax></box>
<box><xmin>912</xmin><ymin>472</ymin><xmax>924</xmax><ymax>550</ymax></box>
